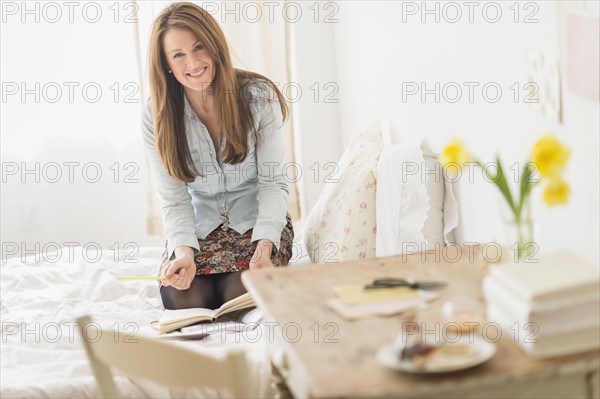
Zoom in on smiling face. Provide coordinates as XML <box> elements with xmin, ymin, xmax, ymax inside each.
<box><xmin>163</xmin><ymin>28</ymin><xmax>215</xmax><ymax>93</ymax></box>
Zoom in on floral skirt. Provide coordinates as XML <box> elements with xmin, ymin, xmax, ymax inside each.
<box><xmin>159</xmin><ymin>213</ymin><xmax>294</xmax><ymax>276</ymax></box>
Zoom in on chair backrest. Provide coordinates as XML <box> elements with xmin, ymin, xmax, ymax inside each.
<box><xmin>76</xmin><ymin>315</ymin><xmax>254</xmax><ymax>398</ymax></box>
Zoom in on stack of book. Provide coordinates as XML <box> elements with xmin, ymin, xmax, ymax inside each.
<box><xmin>483</xmin><ymin>251</ymin><xmax>599</xmax><ymax>359</ymax></box>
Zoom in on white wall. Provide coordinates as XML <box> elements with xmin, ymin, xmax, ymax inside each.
<box><xmin>291</xmin><ymin>3</ymin><xmax>343</xmax><ymax>215</ymax></box>
<box><xmin>326</xmin><ymin>1</ymin><xmax>599</xmax><ymax>265</ymax></box>
<box><xmin>1</xmin><ymin>2</ymin><xmax>164</xmax><ymax>262</ymax></box>
<box><xmin>1</xmin><ymin>1</ymin><xmax>344</xmax><ymax>260</ymax></box>
<box><xmin>2</xmin><ymin>1</ymin><xmax>597</xmax><ymax>267</ymax></box>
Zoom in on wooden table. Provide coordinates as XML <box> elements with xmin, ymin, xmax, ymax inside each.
<box><xmin>242</xmin><ymin>245</ymin><xmax>600</xmax><ymax>399</ymax></box>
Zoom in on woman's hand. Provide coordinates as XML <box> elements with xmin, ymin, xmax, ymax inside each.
<box><xmin>249</xmin><ymin>239</ymin><xmax>275</xmax><ymax>270</ymax></box>
<box><xmin>161</xmin><ymin>246</ymin><xmax>197</xmax><ymax>290</ymax></box>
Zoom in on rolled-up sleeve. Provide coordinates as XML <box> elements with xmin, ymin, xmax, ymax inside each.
<box><xmin>141</xmin><ymin>102</ymin><xmax>199</xmax><ymax>259</ymax></box>
<box><xmin>250</xmin><ymin>95</ymin><xmax>289</xmax><ymax>250</ymax></box>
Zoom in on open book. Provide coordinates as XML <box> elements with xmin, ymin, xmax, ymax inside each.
<box><xmin>152</xmin><ymin>292</ymin><xmax>255</xmax><ymax>334</ymax></box>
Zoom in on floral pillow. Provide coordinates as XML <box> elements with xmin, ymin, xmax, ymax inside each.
<box><xmin>303</xmin><ymin>129</ymin><xmax>383</xmax><ymax>263</ymax></box>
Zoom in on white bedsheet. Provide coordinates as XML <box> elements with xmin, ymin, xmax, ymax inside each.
<box><xmin>0</xmin><ymin>246</ymin><xmax>279</xmax><ymax>398</ymax></box>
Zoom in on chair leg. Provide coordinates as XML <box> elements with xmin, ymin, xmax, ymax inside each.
<box><xmin>270</xmin><ymin>363</ymin><xmax>293</xmax><ymax>399</ymax></box>
<box><xmin>76</xmin><ymin>316</ymin><xmax>120</xmax><ymax>399</ymax></box>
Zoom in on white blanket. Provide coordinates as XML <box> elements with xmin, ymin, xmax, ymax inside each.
<box><xmin>0</xmin><ymin>247</ymin><xmax>277</xmax><ymax>398</ymax></box>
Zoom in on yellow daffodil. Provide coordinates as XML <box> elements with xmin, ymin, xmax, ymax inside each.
<box><xmin>440</xmin><ymin>134</ymin><xmax>571</xmax><ymax>261</ymax></box>
<box><xmin>440</xmin><ymin>139</ymin><xmax>471</xmax><ymax>169</ymax></box>
<box><xmin>543</xmin><ymin>177</ymin><xmax>571</xmax><ymax>206</ymax></box>
<box><xmin>531</xmin><ymin>134</ymin><xmax>570</xmax><ymax>178</ymax></box>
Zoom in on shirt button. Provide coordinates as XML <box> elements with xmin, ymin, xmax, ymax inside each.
<box><xmin>209</xmin><ymin>151</ymin><xmax>213</xmax><ymax>155</ymax></box>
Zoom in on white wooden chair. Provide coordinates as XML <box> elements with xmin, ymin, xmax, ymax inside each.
<box><xmin>76</xmin><ymin>315</ymin><xmax>254</xmax><ymax>398</ymax></box>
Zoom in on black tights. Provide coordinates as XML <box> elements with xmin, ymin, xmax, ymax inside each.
<box><xmin>160</xmin><ymin>271</ymin><xmax>247</xmax><ymax>310</ymax></box>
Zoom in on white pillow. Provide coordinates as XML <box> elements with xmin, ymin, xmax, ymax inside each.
<box><xmin>421</xmin><ymin>141</ymin><xmax>446</xmax><ymax>246</ymax></box>
<box><xmin>303</xmin><ymin>130</ymin><xmax>383</xmax><ymax>263</ymax></box>
<box><xmin>376</xmin><ymin>138</ymin><xmax>460</xmax><ymax>257</ymax></box>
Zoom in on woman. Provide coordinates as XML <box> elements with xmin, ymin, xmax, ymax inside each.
<box><xmin>142</xmin><ymin>2</ymin><xmax>294</xmax><ymax>310</ymax></box>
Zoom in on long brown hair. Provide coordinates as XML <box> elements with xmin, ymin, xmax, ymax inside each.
<box><xmin>147</xmin><ymin>1</ymin><xmax>288</xmax><ymax>183</ymax></box>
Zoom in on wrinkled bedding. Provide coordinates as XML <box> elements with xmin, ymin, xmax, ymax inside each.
<box><xmin>0</xmin><ymin>246</ymin><xmax>288</xmax><ymax>398</ymax></box>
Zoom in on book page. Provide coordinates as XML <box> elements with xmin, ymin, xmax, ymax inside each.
<box><xmin>214</xmin><ymin>292</ymin><xmax>255</xmax><ymax>318</ymax></box>
<box><xmin>161</xmin><ymin>307</ymin><xmax>215</xmax><ymax>325</ymax></box>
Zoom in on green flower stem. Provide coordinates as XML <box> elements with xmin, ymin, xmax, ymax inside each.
<box><xmin>473</xmin><ymin>158</ymin><xmax>537</xmax><ymax>260</ymax></box>
<box><xmin>475</xmin><ymin>159</ymin><xmax>517</xmax><ymax>219</ymax></box>
<box><xmin>516</xmin><ymin>161</ymin><xmax>538</xmax><ymax>220</ymax></box>
<box><xmin>517</xmin><ymin>217</ymin><xmax>525</xmax><ymax>260</ymax></box>
<box><xmin>518</xmin><ymin>199</ymin><xmax>536</xmax><ymax>260</ymax></box>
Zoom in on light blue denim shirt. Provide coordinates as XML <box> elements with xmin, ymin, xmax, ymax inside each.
<box><xmin>141</xmin><ymin>83</ymin><xmax>289</xmax><ymax>259</ymax></box>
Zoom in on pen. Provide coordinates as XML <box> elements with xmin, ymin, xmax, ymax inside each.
<box><xmin>117</xmin><ymin>276</ymin><xmax>167</xmax><ymax>281</ymax></box>
<box><xmin>364</xmin><ymin>278</ymin><xmax>447</xmax><ymax>290</ymax></box>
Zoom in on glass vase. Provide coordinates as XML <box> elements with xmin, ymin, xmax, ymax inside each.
<box><xmin>502</xmin><ymin>199</ymin><xmax>538</xmax><ymax>262</ymax></box>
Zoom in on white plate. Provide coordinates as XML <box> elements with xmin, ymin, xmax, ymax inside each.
<box><xmin>377</xmin><ymin>335</ymin><xmax>496</xmax><ymax>373</ymax></box>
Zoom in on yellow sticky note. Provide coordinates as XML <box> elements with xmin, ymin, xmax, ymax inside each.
<box><xmin>333</xmin><ymin>284</ymin><xmax>418</xmax><ymax>305</ymax></box>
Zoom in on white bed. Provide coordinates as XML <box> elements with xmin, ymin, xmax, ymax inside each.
<box><xmin>0</xmin><ymin>243</ymin><xmax>310</xmax><ymax>398</ymax></box>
